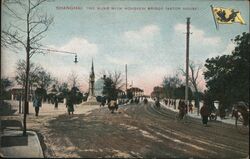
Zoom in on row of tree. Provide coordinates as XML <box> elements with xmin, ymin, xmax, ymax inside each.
<box><xmin>203</xmin><ymin>32</ymin><xmax>249</xmax><ymax>110</ymax></box>
<box><xmin>162</xmin><ymin>74</ymin><xmax>203</xmax><ymax>104</ymax></box>
<box><xmin>161</xmin><ymin>32</ymin><xmax>249</xmax><ymax>112</ymax></box>
<box><xmin>1</xmin><ymin>59</ymin><xmax>126</xmax><ymax>103</ymax></box>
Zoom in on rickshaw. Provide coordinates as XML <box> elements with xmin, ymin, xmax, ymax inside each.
<box><xmin>232</xmin><ymin>102</ymin><xmax>249</xmax><ymax>134</ymax></box>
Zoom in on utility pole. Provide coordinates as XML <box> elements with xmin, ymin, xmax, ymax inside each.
<box><xmin>185</xmin><ymin>17</ymin><xmax>190</xmax><ymax>108</ymax></box>
<box><xmin>125</xmin><ymin>64</ymin><xmax>127</xmax><ymax>98</ymax></box>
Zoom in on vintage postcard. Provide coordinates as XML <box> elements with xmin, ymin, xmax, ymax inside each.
<box><xmin>1</xmin><ymin>0</ymin><xmax>249</xmax><ymax>158</ymax></box>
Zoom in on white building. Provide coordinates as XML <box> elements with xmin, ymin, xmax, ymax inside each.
<box><xmin>95</xmin><ymin>75</ymin><xmax>105</xmax><ymax>97</ymax></box>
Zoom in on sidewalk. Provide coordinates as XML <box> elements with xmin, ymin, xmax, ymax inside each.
<box><xmin>0</xmin><ymin>100</ymin><xmax>43</xmax><ymax>158</ymax></box>
<box><xmin>0</xmin><ymin>130</ymin><xmax>44</xmax><ymax>158</ymax></box>
<box><xmin>0</xmin><ymin>100</ymin><xmax>100</xmax><ymax>158</ymax></box>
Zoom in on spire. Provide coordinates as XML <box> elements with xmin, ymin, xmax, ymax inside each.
<box><xmin>90</xmin><ymin>58</ymin><xmax>95</xmax><ymax>77</ymax></box>
<box><xmin>91</xmin><ymin>58</ymin><xmax>94</xmax><ymax>73</ymax></box>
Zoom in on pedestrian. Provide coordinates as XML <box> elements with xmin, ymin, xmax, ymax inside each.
<box><xmin>164</xmin><ymin>99</ymin><xmax>168</xmax><ymax>106</ymax></box>
<box><xmin>200</xmin><ymin>104</ymin><xmax>210</xmax><ymax>126</ymax></box>
<box><xmin>66</xmin><ymin>92</ymin><xmax>74</xmax><ymax>115</ymax></box>
<box><xmin>189</xmin><ymin>102</ymin><xmax>193</xmax><ymax>113</ymax></box>
<box><xmin>100</xmin><ymin>96</ymin><xmax>106</xmax><ymax>107</ymax></box>
<box><xmin>54</xmin><ymin>95</ymin><xmax>58</xmax><ymax>109</ymax></box>
<box><xmin>177</xmin><ymin>100</ymin><xmax>185</xmax><ymax>119</ymax></box>
<box><xmin>33</xmin><ymin>90</ymin><xmax>42</xmax><ymax>116</ymax></box>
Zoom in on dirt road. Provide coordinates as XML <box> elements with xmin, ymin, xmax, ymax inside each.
<box><xmin>23</xmin><ymin>101</ymin><xmax>249</xmax><ymax>158</ymax></box>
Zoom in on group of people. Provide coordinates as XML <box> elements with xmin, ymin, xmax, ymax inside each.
<box><xmin>164</xmin><ymin>99</ymin><xmax>177</xmax><ymax>107</ymax></box>
<box><xmin>32</xmin><ymin>87</ymin><xmax>212</xmax><ymax>127</ymax></box>
<box><xmin>32</xmin><ymin>88</ymin><xmax>75</xmax><ymax>116</ymax></box>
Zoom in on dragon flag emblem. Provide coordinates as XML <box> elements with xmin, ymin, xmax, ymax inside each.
<box><xmin>212</xmin><ymin>6</ymin><xmax>245</xmax><ymax>24</ymax></box>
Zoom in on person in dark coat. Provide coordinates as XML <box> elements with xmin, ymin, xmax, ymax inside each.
<box><xmin>54</xmin><ymin>96</ymin><xmax>58</xmax><ymax>109</ymax></box>
<box><xmin>66</xmin><ymin>93</ymin><xmax>74</xmax><ymax>115</ymax></box>
<box><xmin>189</xmin><ymin>102</ymin><xmax>193</xmax><ymax>113</ymax></box>
<box><xmin>33</xmin><ymin>91</ymin><xmax>42</xmax><ymax>116</ymax></box>
<box><xmin>200</xmin><ymin>104</ymin><xmax>210</xmax><ymax>126</ymax></box>
<box><xmin>178</xmin><ymin>100</ymin><xmax>185</xmax><ymax>119</ymax></box>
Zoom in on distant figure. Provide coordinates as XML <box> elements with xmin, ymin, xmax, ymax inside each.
<box><xmin>66</xmin><ymin>93</ymin><xmax>74</xmax><ymax>115</ymax></box>
<box><xmin>189</xmin><ymin>102</ymin><xmax>193</xmax><ymax>113</ymax></box>
<box><xmin>200</xmin><ymin>104</ymin><xmax>210</xmax><ymax>126</ymax></box>
<box><xmin>164</xmin><ymin>99</ymin><xmax>168</xmax><ymax>106</ymax></box>
<box><xmin>33</xmin><ymin>91</ymin><xmax>42</xmax><ymax>116</ymax></box>
<box><xmin>155</xmin><ymin>97</ymin><xmax>160</xmax><ymax>109</ymax></box>
<box><xmin>100</xmin><ymin>96</ymin><xmax>106</xmax><ymax>107</ymax></box>
<box><xmin>177</xmin><ymin>100</ymin><xmax>186</xmax><ymax>119</ymax></box>
<box><xmin>54</xmin><ymin>96</ymin><xmax>58</xmax><ymax>109</ymax></box>
<box><xmin>173</xmin><ymin>99</ymin><xmax>176</xmax><ymax>109</ymax></box>
<box><xmin>143</xmin><ymin>98</ymin><xmax>148</xmax><ymax>104</ymax></box>
<box><xmin>108</xmin><ymin>100</ymin><xmax>118</xmax><ymax>113</ymax></box>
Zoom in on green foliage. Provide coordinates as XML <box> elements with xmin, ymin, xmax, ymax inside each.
<box><xmin>162</xmin><ymin>75</ymin><xmax>182</xmax><ymax>98</ymax></box>
<box><xmin>204</xmin><ymin>32</ymin><xmax>250</xmax><ymax>109</ymax></box>
<box><xmin>174</xmin><ymin>84</ymin><xmax>193</xmax><ymax>100</ymax></box>
<box><xmin>103</xmin><ymin>77</ymin><xmax>117</xmax><ymax>100</ymax></box>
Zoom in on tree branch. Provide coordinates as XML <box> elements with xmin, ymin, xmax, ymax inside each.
<box><xmin>30</xmin><ymin>0</ymin><xmax>47</xmax><ymax>11</ymax></box>
<box><xmin>30</xmin><ymin>16</ymin><xmax>53</xmax><ymax>41</ymax></box>
<box><xmin>2</xmin><ymin>30</ymin><xmax>26</xmax><ymax>48</ymax></box>
<box><xmin>3</xmin><ymin>2</ymin><xmax>26</xmax><ymax>21</ymax></box>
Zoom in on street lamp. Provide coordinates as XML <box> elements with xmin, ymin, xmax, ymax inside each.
<box><xmin>74</xmin><ymin>55</ymin><xmax>78</xmax><ymax>63</ymax></box>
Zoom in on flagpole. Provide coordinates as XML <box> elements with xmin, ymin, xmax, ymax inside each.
<box><xmin>210</xmin><ymin>5</ymin><xmax>219</xmax><ymax>30</ymax></box>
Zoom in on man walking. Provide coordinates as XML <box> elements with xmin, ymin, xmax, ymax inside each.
<box><xmin>33</xmin><ymin>89</ymin><xmax>42</xmax><ymax>116</ymax></box>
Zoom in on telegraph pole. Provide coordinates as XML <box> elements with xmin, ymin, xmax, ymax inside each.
<box><xmin>185</xmin><ymin>17</ymin><xmax>190</xmax><ymax>107</ymax></box>
<box><xmin>125</xmin><ymin>64</ymin><xmax>128</xmax><ymax>98</ymax></box>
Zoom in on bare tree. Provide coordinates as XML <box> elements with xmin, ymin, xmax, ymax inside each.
<box><xmin>68</xmin><ymin>71</ymin><xmax>79</xmax><ymax>88</ymax></box>
<box><xmin>162</xmin><ymin>73</ymin><xmax>182</xmax><ymax>99</ymax></box>
<box><xmin>108</xmin><ymin>71</ymin><xmax>124</xmax><ymax>91</ymax></box>
<box><xmin>15</xmin><ymin>59</ymin><xmax>43</xmax><ymax>94</ymax></box>
<box><xmin>36</xmin><ymin>70</ymin><xmax>54</xmax><ymax>90</ymax></box>
<box><xmin>2</xmin><ymin>0</ymin><xmax>53</xmax><ymax>136</ymax></box>
<box><xmin>102</xmin><ymin>71</ymin><xmax>125</xmax><ymax>100</ymax></box>
<box><xmin>180</xmin><ymin>61</ymin><xmax>203</xmax><ymax>115</ymax></box>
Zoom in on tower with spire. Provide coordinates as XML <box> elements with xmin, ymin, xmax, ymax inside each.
<box><xmin>89</xmin><ymin>59</ymin><xmax>95</xmax><ymax>97</ymax></box>
<box><xmin>86</xmin><ymin>59</ymin><xmax>98</xmax><ymax>104</ymax></box>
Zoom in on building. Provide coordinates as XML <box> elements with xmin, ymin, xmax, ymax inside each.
<box><xmin>95</xmin><ymin>75</ymin><xmax>105</xmax><ymax>97</ymax></box>
<box><xmin>127</xmin><ymin>87</ymin><xmax>144</xmax><ymax>97</ymax></box>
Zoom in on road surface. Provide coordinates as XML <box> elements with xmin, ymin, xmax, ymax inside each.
<box><xmin>8</xmin><ymin>101</ymin><xmax>249</xmax><ymax>158</ymax></box>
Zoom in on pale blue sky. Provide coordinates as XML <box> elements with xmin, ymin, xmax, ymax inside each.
<box><xmin>1</xmin><ymin>0</ymin><xmax>249</xmax><ymax>94</ymax></box>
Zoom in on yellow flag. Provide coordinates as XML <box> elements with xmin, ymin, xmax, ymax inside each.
<box><xmin>212</xmin><ymin>7</ymin><xmax>245</xmax><ymax>24</ymax></box>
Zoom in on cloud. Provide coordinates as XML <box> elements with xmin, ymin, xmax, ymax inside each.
<box><xmin>174</xmin><ymin>24</ymin><xmax>221</xmax><ymax>46</ymax></box>
<box><xmin>129</xmin><ymin>66</ymin><xmax>173</xmax><ymax>95</ymax></box>
<box><xmin>105</xmin><ymin>54</ymin><xmax>142</xmax><ymax>65</ymax></box>
<box><xmin>222</xmin><ymin>42</ymin><xmax>236</xmax><ymax>55</ymax></box>
<box><xmin>122</xmin><ymin>25</ymin><xmax>160</xmax><ymax>51</ymax></box>
<box><xmin>49</xmin><ymin>37</ymin><xmax>98</xmax><ymax>57</ymax></box>
<box><xmin>124</xmin><ymin>25</ymin><xmax>160</xmax><ymax>41</ymax></box>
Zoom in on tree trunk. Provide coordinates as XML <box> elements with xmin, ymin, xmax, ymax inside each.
<box><xmin>194</xmin><ymin>86</ymin><xmax>200</xmax><ymax>116</ymax></box>
<box><xmin>23</xmin><ymin>49</ymin><xmax>29</xmax><ymax>136</ymax></box>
